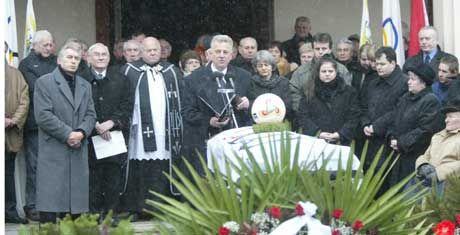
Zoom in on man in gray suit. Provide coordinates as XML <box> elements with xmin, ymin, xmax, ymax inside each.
<box><xmin>34</xmin><ymin>42</ymin><xmax>96</xmax><ymax>223</ymax></box>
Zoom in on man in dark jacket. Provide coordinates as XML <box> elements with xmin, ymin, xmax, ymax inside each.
<box><xmin>230</xmin><ymin>37</ymin><xmax>258</xmax><ymax>74</ymax></box>
<box><xmin>18</xmin><ymin>30</ymin><xmax>57</xmax><ymax>221</ymax></box>
<box><xmin>181</xmin><ymin>34</ymin><xmax>252</xmax><ymax>175</ymax></box>
<box><xmin>282</xmin><ymin>16</ymin><xmax>313</xmax><ymax>64</ymax></box>
<box><xmin>84</xmin><ymin>43</ymin><xmax>130</xmax><ymax>218</ymax></box>
<box><xmin>403</xmin><ymin>26</ymin><xmax>454</xmax><ymax>75</ymax></box>
<box><xmin>433</xmin><ymin>54</ymin><xmax>459</xmax><ymax>104</ymax></box>
<box><xmin>361</xmin><ymin>47</ymin><xmax>408</xmax><ymax>181</ymax></box>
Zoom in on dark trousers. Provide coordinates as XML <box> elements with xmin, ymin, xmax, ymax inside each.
<box><xmin>24</xmin><ymin>131</ymin><xmax>39</xmax><ymax>210</ymax></box>
<box><xmin>5</xmin><ymin>151</ymin><xmax>18</xmax><ymax>218</ymax></box>
<box><xmin>88</xmin><ymin>142</ymin><xmax>123</xmax><ymax>214</ymax></box>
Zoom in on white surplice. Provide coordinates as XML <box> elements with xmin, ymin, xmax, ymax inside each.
<box><xmin>128</xmin><ymin>67</ymin><xmax>170</xmax><ymax>160</ymax></box>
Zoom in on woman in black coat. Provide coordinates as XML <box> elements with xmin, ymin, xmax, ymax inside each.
<box><xmin>247</xmin><ymin>50</ymin><xmax>292</xmax><ymax>119</ymax></box>
<box><xmin>387</xmin><ymin>64</ymin><xmax>443</xmax><ymax>185</ymax></box>
<box><xmin>295</xmin><ymin>57</ymin><xmax>360</xmax><ymax>145</ymax></box>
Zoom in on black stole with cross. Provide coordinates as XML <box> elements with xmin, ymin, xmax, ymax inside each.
<box><xmin>138</xmin><ymin>74</ymin><xmax>156</xmax><ymax>152</ymax></box>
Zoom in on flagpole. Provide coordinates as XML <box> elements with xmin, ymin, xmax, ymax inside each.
<box><xmin>23</xmin><ymin>0</ymin><xmax>37</xmax><ymax>58</ymax></box>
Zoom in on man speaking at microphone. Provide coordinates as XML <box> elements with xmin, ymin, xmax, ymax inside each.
<box><xmin>182</xmin><ymin>34</ymin><xmax>252</xmax><ymax>175</ymax></box>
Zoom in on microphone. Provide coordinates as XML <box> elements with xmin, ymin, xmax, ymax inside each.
<box><xmin>211</xmin><ymin>71</ymin><xmax>224</xmax><ymax>79</ymax></box>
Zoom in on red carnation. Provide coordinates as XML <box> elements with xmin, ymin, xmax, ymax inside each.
<box><xmin>352</xmin><ymin>220</ymin><xmax>364</xmax><ymax>231</ymax></box>
<box><xmin>456</xmin><ymin>214</ymin><xmax>460</xmax><ymax>225</ymax></box>
<box><xmin>433</xmin><ymin>220</ymin><xmax>456</xmax><ymax>235</ymax></box>
<box><xmin>270</xmin><ymin>207</ymin><xmax>282</xmax><ymax>219</ymax></box>
<box><xmin>295</xmin><ymin>203</ymin><xmax>305</xmax><ymax>216</ymax></box>
<box><xmin>218</xmin><ymin>226</ymin><xmax>230</xmax><ymax>235</ymax></box>
<box><xmin>332</xmin><ymin>230</ymin><xmax>342</xmax><ymax>235</ymax></box>
<box><xmin>332</xmin><ymin>209</ymin><xmax>344</xmax><ymax>219</ymax></box>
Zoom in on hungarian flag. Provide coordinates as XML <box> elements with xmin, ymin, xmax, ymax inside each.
<box><xmin>408</xmin><ymin>0</ymin><xmax>429</xmax><ymax>57</ymax></box>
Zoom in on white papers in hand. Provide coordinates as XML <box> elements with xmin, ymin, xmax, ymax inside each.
<box><xmin>91</xmin><ymin>131</ymin><xmax>127</xmax><ymax>159</ymax></box>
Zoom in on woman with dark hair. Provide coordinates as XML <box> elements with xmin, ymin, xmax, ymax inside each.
<box><xmin>179</xmin><ymin>50</ymin><xmax>201</xmax><ymax>78</ymax></box>
<box><xmin>295</xmin><ymin>57</ymin><xmax>360</xmax><ymax>145</ymax></box>
<box><xmin>248</xmin><ymin>50</ymin><xmax>292</xmax><ymax>119</ymax></box>
<box><xmin>267</xmin><ymin>41</ymin><xmax>291</xmax><ymax>77</ymax></box>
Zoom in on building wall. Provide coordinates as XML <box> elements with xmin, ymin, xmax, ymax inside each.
<box><xmin>274</xmin><ymin>0</ymin><xmax>411</xmax><ymax>46</ymax></box>
<box><xmin>15</xmin><ymin>0</ymin><xmax>96</xmax><ymax>58</ymax></box>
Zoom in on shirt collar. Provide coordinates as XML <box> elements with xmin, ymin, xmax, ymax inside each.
<box><xmin>92</xmin><ymin>68</ymin><xmax>107</xmax><ymax>79</ymax></box>
<box><xmin>211</xmin><ymin>63</ymin><xmax>227</xmax><ymax>75</ymax></box>
<box><xmin>425</xmin><ymin>47</ymin><xmax>438</xmax><ymax>61</ymax></box>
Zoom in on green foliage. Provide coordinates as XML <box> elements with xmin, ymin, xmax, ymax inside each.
<box><xmin>252</xmin><ymin>120</ymin><xmax>291</xmax><ymax>133</ymax></box>
<box><xmin>18</xmin><ymin>212</ymin><xmax>134</xmax><ymax>235</ymax></box>
<box><xmin>147</xmin><ymin>133</ymin><xmax>433</xmax><ymax>234</ymax></box>
<box><xmin>422</xmin><ymin>173</ymin><xmax>460</xmax><ymax>224</ymax></box>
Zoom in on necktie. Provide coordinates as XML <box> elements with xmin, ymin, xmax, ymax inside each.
<box><xmin>424</xmin><ymin>54</ymin><xmax>430</xmax><ymax>64</ymax></box>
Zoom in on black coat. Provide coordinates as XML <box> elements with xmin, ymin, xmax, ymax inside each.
<box><xmin>247</xmin><ymin>74</ymin><xmax>292</xmax><ymax>120</ymax></box>
<box><xmin>282</xmin><ymin>34</ymin><xmax>313</xmax><ymax>64</ymax></box>
<box><xmin>360</xmin><ymin>66</ymin><xmax>408</xmax><ymax>166</ymax></box>
<box><xmin>447</xmin><ymin>76</ymin><xmax>460</xmax><ymax>102</ymax></box>
<box><xmin>18</xmin><ymin>49</ymin><xmax>57</xmax><ymax>131</ymax></box>
<box><xmin>295</xmin><ymin>77</ymin><xmax>360</xmax><ymax>145</ymax></box>
<box><xmin>230</xmin><ymin>55</ymin><xmax>256</xmax><ymax>75</ymax></box>
<box><xmin>402</xmin><ymin>47</ymin><xmax>453</xmax><ymax>75</ymax></box>
<box><xmin>386</xmin><ymin>88</ymin><xmax>443</xmax><ymax>184</ymax></box>
<box><xmin>181</xmin><ymin>63</ymin><xmax>251</xmax><ymax>163</ymax></box>
<box><xmin>84</xmin><ymin>66</ymin><xmax>130</xmax><ymax>135</ymax></box>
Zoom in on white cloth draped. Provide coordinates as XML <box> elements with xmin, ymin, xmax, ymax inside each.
<box><xmin>128</xmin><ymin>65</ymin><xmax>170</xmax><ymax>161</ymax></box>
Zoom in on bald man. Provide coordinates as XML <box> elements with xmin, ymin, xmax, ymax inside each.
<box><xmin>120</xmin><ymin>37</ymin><xmax>183</xmax><ymax>219</ymax></box>
<box><xmin>403</xmin><ymin>26</ymin><xmax>454</xmax><ymax>75</ymax></box>
<box><xmin>231</xmin><ymin>37</ymin><xmax>258</xmax><ymax>74</ymax></box>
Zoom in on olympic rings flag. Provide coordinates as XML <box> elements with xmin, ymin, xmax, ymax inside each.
<box><xmin>382</xmin><ymin>0</ymin><xmax>405</xmax><ymax>67</ymax></box>
<box><xmin>5</xmin><ymin>0</ymin><xmax>19</xmax><ymax>67</ymax></box>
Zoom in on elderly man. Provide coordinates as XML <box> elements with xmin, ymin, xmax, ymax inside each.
<box><xmin>34</xmin><ymin>42</ymin><xmax>96</xmax><ymax>223</ymax></box>
<box><xmin>290</xmin><ymin>33</ymin><xmax>352</xmax><ymax>112</ymax></box>
<box><xmin>121</xmin><ymin>37</ymin><xmax>183</xmax><ymax>220</ymax></box>
<box><xmin>181</xmin><ymin>34</ymin><xmax>252</xmax><ymax>175</ymax></box>
<box><xmin>282</xmin><ymin>16</ymin><xmax>313</xmax><ymax>64</ymax></box>
<box><xmin>414</xmin><ymin>98</ymin><xmax>460</xmax><ymax>194</ymax></box>
<box><xmin>336</xmin><ymin>38</ymin><xmax>362</xmax><ymax>90</ymax></box>
<box><xmin>5</xmin><ymin>56</ymin><xmax>30</xmax><ymax>224</ymax></box>
<box><xmin>403</xmin><ymin>26</ymin><xmax>454</xmax><ymax>74</ymax></box>
<box><xmin>231</xmin><ymin>37</ymin><xmax>258</xmax><ymax>74</ymax></box>
<box><xmin>85</xmin><ymin>43</ymin><xmax>130</xmax><ymax>217</ymax></box>
<box><xmin>18</xmin><ymin>30</ymin><xmax>57</xmax><ymax>221</ymax></box>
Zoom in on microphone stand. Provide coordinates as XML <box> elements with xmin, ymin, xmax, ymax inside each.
<box><xmin>216</xmin><ymin>76</ymin><xmax>239</xmax><ymax>128</ymax></box>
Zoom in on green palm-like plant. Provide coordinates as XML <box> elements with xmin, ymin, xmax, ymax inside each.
<box><xmin>147</xmin><ymin>131</ymin><xmax>433</xmax><ymax>234</ymax></box>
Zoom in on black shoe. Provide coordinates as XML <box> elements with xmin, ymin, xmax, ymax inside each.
<box><xmin>6</xmin><ymin>214</ymin><xmax>29</xmax><ymax>224</ymax></box>
<box><xmin>25</xmin><ymin>208</ymin><xmax>40</xmax><ymax>221</ymax></box>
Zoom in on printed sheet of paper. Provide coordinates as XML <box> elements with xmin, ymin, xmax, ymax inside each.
<box><xmin>91</xmin><ymin>131</ymin><xmax>127</xmax><ymax>159</ymax></box>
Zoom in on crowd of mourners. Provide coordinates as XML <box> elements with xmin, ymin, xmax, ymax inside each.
<box><xmin>4</xmin><ymin>16</ymin><xmax>460</xmax><ymax>225</ymax></box>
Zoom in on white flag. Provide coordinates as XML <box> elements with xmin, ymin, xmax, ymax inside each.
<box><xmin>382</xmin><ymin>0</ymin><xmax>405</xmax><ymax>66</ymax></box>
<box><xmin>5</xmin><ymin>0</ymin><xmax>19</xmax><ymax>67</ymax></box>
<box><xmin>23</xmin><ymin>0</ymin><xmax>37</xmax><ymax>58</ymax></box>
<box><xmin>359</xmin><ymin>0</ymin><xmax>372</xmax><ymax>47</ymax></box>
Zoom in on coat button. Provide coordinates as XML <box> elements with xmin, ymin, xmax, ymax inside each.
<box><xmin>99</xmin><ymin>97</ymin><xmax>104</xmax><ymax>101</ymax></box>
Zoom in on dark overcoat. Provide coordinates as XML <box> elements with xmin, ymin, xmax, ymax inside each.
<box><xmin>360</xmin><ymin>66</ymin><xmax>408</xmax><ymax>169</ymax></box>
<box><xmin>295</xmin><ymin>77</ymin><xmax>360</xmax><ymax>145</ymax></box>
<box><xmin>387</xmin><ymin>88</ymin><xmax>443</xmax><ymax>185</ymax></box>
<box><xmin>180</xmin><ymin>63</ymin><xmax>251</xmax><ymax>172</ymax></box>
<box><xmin>34</xmin><ymin>68</ymin><xmax>96</xmax><ymax>213</ymax></box>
